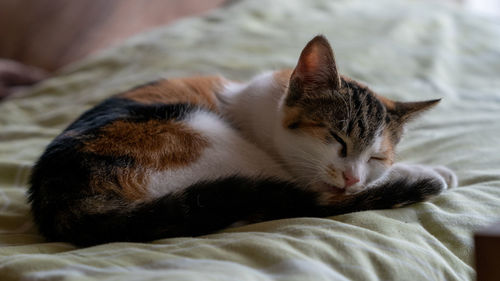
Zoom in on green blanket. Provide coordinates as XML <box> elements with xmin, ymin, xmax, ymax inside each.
<box><xmin>1</xmin><ymin>0</ymin><xmax>500</xmax><ymax>280</ymax></box>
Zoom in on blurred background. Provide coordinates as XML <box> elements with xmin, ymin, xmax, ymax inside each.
<box><xmin>0</xmin><ymin>0</ymin><xmax>497</xmax><ymax>100</ymax></box>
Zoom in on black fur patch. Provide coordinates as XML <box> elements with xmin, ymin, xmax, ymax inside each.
<box><xmin>66</xmin><ymin>98</ymin><xmax>196</xmax><ymax>134</ymax></box>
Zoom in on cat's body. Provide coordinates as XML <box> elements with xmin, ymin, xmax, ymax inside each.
<box><xmin>29</xmin><ymin>36</ymin><xmax>457</xmax><ymax>246</ymax></box>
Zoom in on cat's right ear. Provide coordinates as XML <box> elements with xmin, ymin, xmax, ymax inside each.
<box><xmin>286</xmin><ymin>35</ymin><xmax>341</xmax><ymax>106</ymax></box>
<box><xmin>379</xmin><ymin>96</ymin><xmax>441</xmax><ymax>123</ymax></box>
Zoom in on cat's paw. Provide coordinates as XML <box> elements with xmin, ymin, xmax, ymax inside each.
<box><xmin>432</xmin><ymin>166</ymin><xmax>458</xmax><ymax>189</ymax></box>
<box><xmin>387</xmin><ymin>163</ymin><xmax>451</xmax><ymax>206</ymax></box>
<box><xmin>389</xmin><ymin>176</ymin><xmax>446</xmax><ymax>209</ymax></box>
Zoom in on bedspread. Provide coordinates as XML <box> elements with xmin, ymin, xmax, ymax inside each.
<box><xmin>1</xmin><ymin>0</ymin><xmax>500</xmax><ymax>280</ymax></box>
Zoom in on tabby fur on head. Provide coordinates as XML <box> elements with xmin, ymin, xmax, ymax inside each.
<box><xmin>273</xmin><ymin>36</ymin><xmax>440</xmax><ymax>194</ymax></box>
<box><xmin>28</xmin><ymin>35</ymin><xmax>456</xmax><ymax>246</ymax></box>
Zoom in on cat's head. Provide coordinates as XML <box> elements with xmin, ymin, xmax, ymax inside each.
<box><xmin>276</xmin><ymin>35</ymin><xmax>439</xmax><ymax>194</ymax></box>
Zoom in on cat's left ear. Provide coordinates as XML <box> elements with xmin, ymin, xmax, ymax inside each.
<box><xmin>382</xmin><ymin>98</ymin><xmax>441</xmax><ymax>123</ymax></box>
<box><xmin>286</xmin><ymin>35</ymin><xmax>341</xmax><ymax>105</ymax></box>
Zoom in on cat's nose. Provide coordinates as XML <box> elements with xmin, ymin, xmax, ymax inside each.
<box><xmin>343</xmin><ymin>171</ymin><xmax>359</xmax><ymax>188</ymax></box>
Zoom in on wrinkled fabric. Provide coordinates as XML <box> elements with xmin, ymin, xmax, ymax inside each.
<box><xmin>0</xmin><ymin>0</ymin><xmax>499</xmax><ymax>280</ymax></box>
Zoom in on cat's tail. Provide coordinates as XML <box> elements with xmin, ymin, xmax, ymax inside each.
<box><xmin>31</xmin><ymin>176</ymin><xmax>319</xmax><ymax>246</ymax></box>
<box><xmin>31</xmin><ymin>176</ymin><xmax>445</xmax><ymax>247</ymax></box>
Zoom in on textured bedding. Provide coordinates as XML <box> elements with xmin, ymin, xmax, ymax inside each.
<box><xmin>1</xmin><ymin>0</ymin><xmax>500</xmax><ymax>280</ymax></box>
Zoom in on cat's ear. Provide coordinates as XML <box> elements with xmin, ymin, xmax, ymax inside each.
<box><xmin>383</xmin><ymin>98</ymin><xmax>441</xmax><ymax>123</ymax></box>
<box><xmin>286</xmin><ymin>35</ymin><xmax>341</xmax><ymax>105</ymax></box>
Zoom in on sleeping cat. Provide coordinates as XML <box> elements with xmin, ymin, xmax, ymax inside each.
<box><xmin>28</xmin><ymin>35</ymin><xmax>457</xmax><ymax>246</ymax></box>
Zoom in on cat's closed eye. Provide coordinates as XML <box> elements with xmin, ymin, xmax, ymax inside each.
<box><xmin>329</xmin><ymin>130</ymin><xmax>347</xmax><ymax>157</ymax></box>
<box><xmin>369</xmin><ymin>155</ymin><xmax>387</xmax><ymax>162</ymax></box>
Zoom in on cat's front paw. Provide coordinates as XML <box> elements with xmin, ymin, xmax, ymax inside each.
<box><xmin>387</xmin><ymin>164</ymin><xmax>453</xmax><ymax>207</ymax></box>
<box><xmin>432</xmin><ymin>166</ymin><xmax>458</xmax><ymax>189</ymax></box>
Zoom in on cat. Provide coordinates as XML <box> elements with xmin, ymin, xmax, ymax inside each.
<box><xmin>28</xmin><ymin>35</ymin><xmax>457</xmax><ymax>246</ymax></box>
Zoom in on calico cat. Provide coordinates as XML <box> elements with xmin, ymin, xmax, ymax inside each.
<box><xmin>28</xmin><ymin>35</ymin><xmax>457</xmax><ymax>246</ymax></box>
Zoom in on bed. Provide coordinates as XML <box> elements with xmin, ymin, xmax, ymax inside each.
<box><xmin>1</xmin><ymin>0</ymin><xmax>500</xmax><ymax>280</ymax></box>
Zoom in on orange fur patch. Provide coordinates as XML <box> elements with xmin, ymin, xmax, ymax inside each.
<box><xmin>300</xmin><ymin>125</ymin><xmax>329</xmax><ymax>142</ymax></box>
<box><xmin>375</xmin><ymin>94</ymin><xmax>396</xmax><ymax>111</ymax></box>
<box><xmin>282</xmin><ymin>105</ymin><xmax>331</xmax><ymax>142</ymax></box>
<box><xmin>380</xmin><ymin>130</ymin><xmax>395</xmax><ymax>165</ymax></box>
<box><xmin>83</xmin><ymin>120</ymin><xmax>209</xmax><ymax>200</ymax></box>
<box><xmin>88</xmin><ymin>168</ymin><xmax>149</xmax><ymax>201</ymax></box>
<box><xmin>282</xmin><ymin>106</ymin><xmax>303</xmax><ymax>129</ymax></box>
<box><xmin>84</xmin><ymin>120</ymin><xmax>209</xmax><ymax>169</ymax></box>
<box><xmin>115</xmin><ymin>168</ymin><xmax>149</xmax><ymax>200</ymax></box>
<box><xmin>120</xmin><ymin>76</ymin><xmax>225</xmax><ymax>111</ymax></box>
